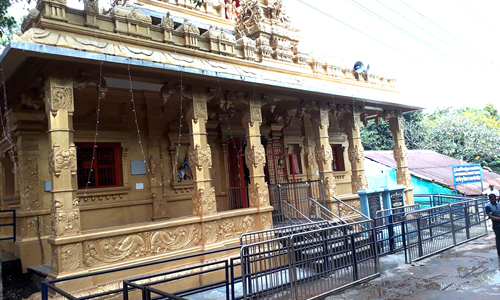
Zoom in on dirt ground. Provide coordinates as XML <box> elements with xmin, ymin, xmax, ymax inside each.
<box><xmin>329</xmin><ymin>229</ymin><xmax>500</xmax><ymax>300</ymax></box>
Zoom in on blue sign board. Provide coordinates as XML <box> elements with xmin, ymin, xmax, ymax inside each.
<box><xmin>452</xmin><ymin>164</ymin><xmax>483</xmax><ymax>195</ymax></box>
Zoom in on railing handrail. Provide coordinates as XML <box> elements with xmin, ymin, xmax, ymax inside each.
<box><xmin>306</xmin><ymin>196</ymin><xmax>345</xmax><ymax>223</ymax></box>
<box><xmin>375</xmin><ymin>204</ymin><xmax>420</xmax><ymax>217</ymax></box>
<box><xmin>281</xmin><ymin>200</ymin><xmax>319</xmax><ymax>225</ymax></box>
<box><xmin>333</xmin><ymin>195</ymin><xmax>370</xmax><ymax>220</ymax></box>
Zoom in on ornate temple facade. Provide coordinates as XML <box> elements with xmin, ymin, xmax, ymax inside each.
<box><xmin>0</xmin><ymin>0</ymin><xmax>418</xmax><ymax>295</ymax></box>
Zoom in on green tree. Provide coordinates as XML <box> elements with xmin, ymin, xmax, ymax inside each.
<box><xmin>484</xmin><ymin>103</ymin><xmax>498</xmax><ymax>119</ymax></box>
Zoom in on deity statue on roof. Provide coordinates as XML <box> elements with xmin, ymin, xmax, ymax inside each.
<box><xmin>225</xmin><ymin>0</ymin><xmax>239</xmax><ymax>23</ymax></box>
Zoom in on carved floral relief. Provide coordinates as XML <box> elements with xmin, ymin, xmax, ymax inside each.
<box><xmin>18</xmin><ymin>155</ymin><xmax>39</xmax><ymax>208</ymax></box>
<box><xmin>82</xmin><ymin>225</ymin><xmax>201</xmax><ymax>267</ymax></box>
<box><xmin>245</xmin><ymin>144</ymin><xmax>265</xmax><ymax>168</ymax></box>
<box><xmin>61</xmin><ymin>243</ymin><xmax>82</xmax><ymax>272</ymax></box>
<box><xmin>351</xmin><ymin>174</ymin><xmax>368</xmax><ymax>193</ymax></box>
<box><xmin>393</xmin><ymin>145</ymin><xmax>408</xmax><ymax>162</ymax></box>
<box><xmin>324</xmin><ymin>176</ymin><xmax>337</xmax><ymax>199</ymax></box>
<box><xmin>192</xmin><ymin>187</ymin><xmax>217</xmax><ymax>216</ymax></box>
<box><xmin>315</xmin><ymin>144</ymin><xmax>333</xmax><ymax>165</ymax></box>
<box><xmin>52</xmin><ymin>209</ymin><xmax>81</xmax><ymax>237</ymax></box>
<box><xmin>348</xmin><ymin>145</ymin><xmax>365</xmax><ymax>165</ymax></box>
<box><xmin>248</xmin><ymin>182</ymin><xmax>269</xmax><ymax>207</ymax></box>
<box><xmin>47</xmin><ymin>83</ymin><xmax>74</xmax><ymax>117</ymax></box>
<box><xmin>50</xmin><ymin>143</ymin><xmax>77</xmax><ymax>177</ymax></box>
<box><xmin>189</xmin><ymin>144</ymin><xmax>212</xmax><ymax>171</ymax></box>
<box><xmin>218</xmin><ymin>215</ymin><xmax>255</xmax><ymax>240</ymax></box>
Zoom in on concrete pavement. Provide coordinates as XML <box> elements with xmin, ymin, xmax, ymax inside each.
<box><xmin>329</xmin><ymin>229</ymin><xmax>500</xmax><ymax>300</ymax></box>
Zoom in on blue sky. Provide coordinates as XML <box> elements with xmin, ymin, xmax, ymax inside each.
<box><xmin>9</xmin><ymin>0</ymin><xmax>500</xmax><ymax>112</ymax></box>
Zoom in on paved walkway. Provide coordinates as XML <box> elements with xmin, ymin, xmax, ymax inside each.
<box><xmin>329</xmin><ymin>229</ymin><xmax>500</xmax><ymax>300</ymax></box>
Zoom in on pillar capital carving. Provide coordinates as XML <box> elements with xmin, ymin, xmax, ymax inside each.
<box><xmin>242</xmin><ymin>97</ymin><xmax>264</xmax><ymax>127</ymax></box>
<box><xmin>44</xmin><ymin>76</ymin><xmax>74</xmax><ymax>117</ymax></box>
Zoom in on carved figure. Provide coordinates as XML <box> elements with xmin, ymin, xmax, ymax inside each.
<box><xmin>225</xmin><ymin>0</ymin><xmax>238</xmax><ymax>22</ymax></box>
<box><xmin>177</xmin><ymin>155</ymin><xmax>193</xmax><ymax>182</ymax></box>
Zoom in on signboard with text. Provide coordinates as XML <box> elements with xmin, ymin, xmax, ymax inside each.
<box><xmin>452</xmin><ymin>164</ymin><xmax>483</xmax><ymax>194</ymax></box>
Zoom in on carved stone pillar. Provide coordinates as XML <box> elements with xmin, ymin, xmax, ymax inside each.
<box><xmin>388</xmin><ymin>111</ymin><xmax>414</xmax><ymax>205</ymax></box>
<box><xmin>44</xmin><ymin>76</ymin><xmax>82</xmax><ymax>275</ymax></box>
<box><xmin>242</xmin><ymin>97</ymin><xmax>270</xmax><ymax>212</ymax></box>
<box><xmin>145</xmin><ymin>96</ymin><xmax>167</xmax><ymax>219</ymax></box>
<box><xmin>345</xmin><ymin>106</ymin><xmax>368</xmax><ymax>194</ymax></box>
<box><xmin>186</xmin><ymin>89</ymin><xmax>216</xmax><ymax>217</ymax></box>
<box><xmin>303</xmin><ymin>113</ymin><xmax>319</xmax><ymax>181</ymax></box>
<box><xmin>311</xmin><ymin>102</ymin><xmax>337</xmax><ymax>202</ymax></box>
<box><xmin>17</xmin><ymin>134</ymin><xmax>40</xmax><ymax>211</ymax></box>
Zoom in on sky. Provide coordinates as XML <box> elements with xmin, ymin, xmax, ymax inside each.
<box><xmin>8</xmin><ymin>0</ymin><xmax>500</xmax><ymax>112</ymax></box>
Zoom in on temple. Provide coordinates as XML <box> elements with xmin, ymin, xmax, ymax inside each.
<box><xmin>0</xmin><ymin>0</ymin><xmax>419</xmax><ymax>297</ymax></box>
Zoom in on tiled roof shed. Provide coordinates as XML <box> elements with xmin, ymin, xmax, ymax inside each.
<box><xmin>365</xmin><ymin>150</ymin><xmax>500</xmax><ymax>195</ymax></box>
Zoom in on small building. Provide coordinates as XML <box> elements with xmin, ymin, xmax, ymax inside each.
<box><xmin>365</xmin><ymin>150</ymin><xmax>500</xmax><ymax>195</ymax></box>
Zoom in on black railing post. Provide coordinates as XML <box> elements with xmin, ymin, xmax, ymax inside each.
<box><xmin>402</xmin><ymin>217</ymin><xmax>408</xmax><ymax>264</ymax></box>
<box><xmin>388</xmin><ymin>215</ymin><xmax>395</xmax><ymax>253</ymax></box>
<box><xmin>123</xmin><ymin>281</ymin><xmax>129</xmax><ymax>300</ymax></box>
<box><xmin>322</xmin><ymin>229</ymin><xmax>329</xmax><ymax>274</ymax></box>
<box><xmin>465</xmin><ymin>203</ymin><xmax>471</xmax><ymax>240</ymax></box>
<box><xmin>350</xmin><ymin>234</ymin><xmax>359</xmax><ymax>281</ymax></box>
<box><xmin>449</xmin><ymin>204</ymin><xmax>456</xmax><ymax>246</ymax></box>
<box><xmin>225</xmin><ymin>260</ymin><xmax>230</xmax><ymax>300</ymax></box>
<box><xmin>230</xmin><ymin>258</ymin><xmax>236</xmax><ymax>300</ymax></box>
<box><xmin>416</xmin><ymin>217</ymin><xmax>424</xmax><ymax>259</ymax></box>
<box><xmin>12</xmin><ymin>209</ymin><xmax>16</xmax><ymax>242</ymax></box>
<box><xmin>142</xmin><ymin>287</ymin><xmax>150</xmax><ymax>300</ymax></box>
<box><xmin>41</xmin><ymin>282</ymin><xmax>48</xmax><ymax>300</ymax></box>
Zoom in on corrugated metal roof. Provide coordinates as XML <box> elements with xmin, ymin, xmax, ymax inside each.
<box><xmin>365</xmin><ymin>150</ymin><xmax>500</xmax><ymax>195</ymax></box>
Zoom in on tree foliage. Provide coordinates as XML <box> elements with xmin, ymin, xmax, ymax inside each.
<box><xmin>361</xmin><ymin>104</ymin><xmax>500</xmax><ymax>173</ymax></box>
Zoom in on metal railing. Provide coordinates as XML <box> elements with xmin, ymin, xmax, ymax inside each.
<box><xmin>270</xmin><ymin>180</ymin><xmax>361</xmax><ymax>226</ymax></box>
<box><xmin>413</xmin><ymin>194</ymin><xmax>476</xmax><ymax>208</ymax></box>
<box><xmin>0</xmin><ymin>209</ymin><xmax>16</xmax><ymax>241</ymax></box>
<box><xmin>42</xmin><ymin>245</ymin><xmax>240</xmax><ymax>300</ymax></box>
<box><xmin>405</xmin><ymin>198</ymin><xmax>487</xmax><ymax>263</ymax></box>
<box><xmin>333</xmin><ymin>196</ymin><xmax>369</xmax><ymax>223</ymax></box>
<box><xmin>40</xmin><ymin>197</ymin><xmax>488</xmax><ymax>300</ymax></box>
<box><xmin>240</xmin><ymin>220</ymin><xmax>379</xmax><ymax>300</ymax></box>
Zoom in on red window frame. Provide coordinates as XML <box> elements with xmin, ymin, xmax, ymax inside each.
<box><xmin>331</xmin><ymin>144</ymin><xmax>345</xmax><ymax>172</ymax></box>
<box><xmin>76</xmin><ymin>142</ymin><xmax>123</xmax><ymax>189</ymax></box>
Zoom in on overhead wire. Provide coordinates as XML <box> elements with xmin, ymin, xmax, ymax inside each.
<box><xmin>292</xmin><ymin>0</ymin><xmax>428</xmax><ymax>66</ymax></box>
<box><xmin>457</xmin><ymin>0</ymin><xmax>500</xmax><ymax>36</ymax></box>
<box><xmin>345</xmin><ymin>0</ymin><xmax>480</xmax><ymax>73</ymax></box>
<box><xmin>398</xmin><ymin>0</ymin><xmax>500</xmax><ymax>70</ymax></box>
<box><xmin>374</xmin><ymin>0</ymin><xmax>494</xmax><ymax>72</ymax></box>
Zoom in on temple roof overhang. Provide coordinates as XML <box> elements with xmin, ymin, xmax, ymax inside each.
<box><xmin>0</xmin><ymin>39</ymin><xmax>422</xmax><ymax>113</ymax></box>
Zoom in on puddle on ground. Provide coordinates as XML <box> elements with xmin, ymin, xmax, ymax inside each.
<box><xmin>471</xmin><ymin>270</ymin><xmax>500</xmax><ymax>286</ymax></box>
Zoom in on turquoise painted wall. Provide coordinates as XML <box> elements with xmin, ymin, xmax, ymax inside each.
<box><xmin>364</xmin><ymin>158</ymin><xmax>454</xmax><ymax>195</ymax></box>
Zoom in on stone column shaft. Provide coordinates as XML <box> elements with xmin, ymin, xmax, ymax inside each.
<box><xmin>187</xmin><ymin>89</ymin><xmax>216</xmax><ymax>217</ymax></box>
<box><xmin>389</xmin><ymin>112</ymin><xmax>414</xmax><ymax>204</ymax></box>
<box><xmin>242</xmin><ymin>97</ymin><xmax>270</xmax><ymax>211</ymax></box>
<box><xmin>311</xmin><ymin>102</ymin><xmax>337</xmax><ymax>201</ymax></box>
<box><xmin>45</xmin><ymin>75</ymin><xmax>82</xmax><ymax>275</ymax></box>
<box><xmin>346</xmin><ymin>107</ymin><xmax>368</xmax><ymax>194</ymax></box>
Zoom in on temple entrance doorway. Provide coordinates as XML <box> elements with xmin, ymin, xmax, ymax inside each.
<box><xmin>227</xmin><ymin>138</ymin><xmax>299</xmax><ymax>210</ymax></box>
